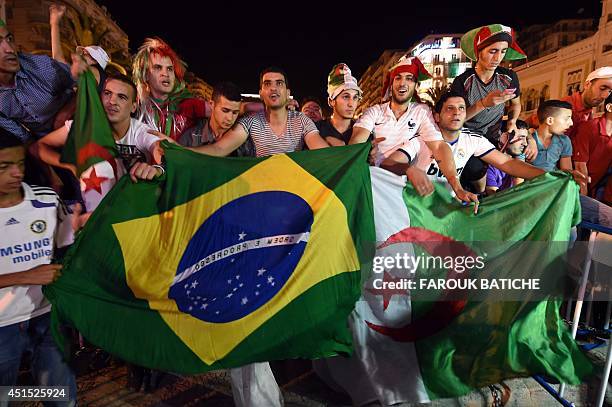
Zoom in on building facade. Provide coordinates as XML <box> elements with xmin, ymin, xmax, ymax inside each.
<box><xmin>356</xmin><ymin>49</ymin><xmax>405</xmax><ymax>116</ymax></box>
<box><xmin>516</xmin><ymin>19</ymin><xmax>596</xmax><ymax>65</ymax></box>
<box><xmin>408</xmin><ymin>34</ymin><xmax>471</xmax><ymax>104</ymax></box>
<box><xmin>356</xmin><ymin>34</ymin><xmax>471</xmax><ymax>115</ymax></box>
<box><xmin>3</xmin><ymin>0</ymin><xmax>130</xmax><ymax>72</ymax></box>
<box><xmin>514</xmin><ymin>1</ymin><xmax>612</xmax><ymax>119</ymax></box>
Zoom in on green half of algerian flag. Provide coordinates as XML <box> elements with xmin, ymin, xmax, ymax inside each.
<box><xmin>45</xmin><ymin>143</ymin><xmax>375</xmax><ymax>373</ymax></box>
<box><xmin>371</xmin><ymin>172</ymin><xmax>593</xmax><ymax>400</ymax></box>
<box><xmin>60</xmin><ymin>71</ymin><xmax>118</xmax><ymax>177</ymax></box>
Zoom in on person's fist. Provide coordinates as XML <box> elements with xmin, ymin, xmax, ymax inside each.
<box><xmin>25</xmin><ymin>264</ymin><xmax>63</xmax><ymax>285</ymax></box>
<box><xmin>129</xmin><ymin>162</ymin><xmax>162</xmax><ymax>182</ymax></box>
<box><xmin>49</xmin><ymin>4</ymin><xmax>66</xmax><ymax>25</ymax></box>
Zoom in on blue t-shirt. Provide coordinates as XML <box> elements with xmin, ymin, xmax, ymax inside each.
<box><xmin>530</xmin><ymin>131</ymin><xmax>572</xmax><ymax>172</ymax></box>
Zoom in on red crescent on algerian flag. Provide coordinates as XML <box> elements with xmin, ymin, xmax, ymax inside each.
<box><xmin>365</xmin><ymin>227</ymin><xmax>475</xmax><ymax>342</ymax></box>
<box><xmin>77</xmin><ymin>142</ymin><xmax>118</xmax><ymax>178</ymax></box>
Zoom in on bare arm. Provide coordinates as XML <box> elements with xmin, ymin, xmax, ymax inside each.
<box><xmin>465</xmin><ymin>90</ymin><xmax>515</xmax><ymax>121</ymax></box>
<box><xmin>0</xmin><ymin>264</ymin><xmax>62</xmax><ymax>288</ymax></box>
<box><xmin>505</xmin><ymin>96</ymin><xmax>521</xmax><ymax>133</ymax></box>
<box><xmin>574</xmin><ymin>161</ymin><xmax>589</xmax><ymax>194</ymax></box>
<box><xmin>304</xmin><ymin>131</ymin><xmax>330</xmax><ymax>150</ymax></box>
<box><xmin>426</xmin><ymin>140</ymin><xmax>479</xmax><ymax>204</ymax></box>
<box><xmin>36</xmin><ymin>126</ymin><xmax>74</xmax><ymax>173</ymax></box>
<box><xmin>558</xmin><ymin>156</ymin><xmax>573</xmax><ymax>171</ymax></box>
<box><xmin>381</xmin><ymin>150</ymin><xmax>434</xmax><ymax>197</ymax></box>
<box><xmin>49</xmin><ymin>4</ymin><xmax>67</xmax><ymax>64</ymax></box>
<box><xmin>482</xmin><ymin>150</ymin><xmax>545</xmax><ymax>180</ymax></box>
<box><xmin>349</xmin><ymin>126</ymin><xmax>372</xmax><ymax>145</ymax></box>
<box><xmin>189</xmin><ymin>125</ymin><xmax>248</xmax><ymax>157</ymax></box>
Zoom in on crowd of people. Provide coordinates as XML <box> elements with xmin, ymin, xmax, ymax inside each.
<box><xmin>0</xmin><ymin>5</ymin><xmax>611</xmax><ymax>406</ymax></box>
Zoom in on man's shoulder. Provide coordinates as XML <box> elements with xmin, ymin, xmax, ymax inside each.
<box><xmin>453</xmin><ymin>68</ymin><xmax>476</xmax><ymax>83</ymax></box>
<box><xmin>130</xmin><ymin>118</ymin><xmax>155</xmax><ymax>133</ymax></box>
<box><xmin>26</xmin><ymin>184</ymin><xmax>59</xmax><ymax>206</ymax></box>
<box><xmin>18</xmin><ymin>53</ymin><xmax>67</xmax><ymax>74</ymax></box>
<box><xmin>495</xmin><ymin>66</ymin><xmax>517</xmax><ymax>78</ymax></box>
<box><xmin>460</xmin><ymin>127</ymin><xmax>485</xmax><ymax>138</ymax></box>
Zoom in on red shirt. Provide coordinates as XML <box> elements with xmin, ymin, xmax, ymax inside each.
<box><xmin>573</xmin><ymin>115</ymin><xmax>612</xmax><ymax>203</ymax></box>
<box><xmin>562</xmin><ymin>92</ymin><xmax>593</xmax><ymax>140</ymax></box>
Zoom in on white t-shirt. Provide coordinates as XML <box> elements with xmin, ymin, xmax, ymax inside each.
<box><xmin>0</xmin><ymin>184</ymin><xmax>73</xmax><ymax>327</ymax></box>
<box><xmin>400</xmin><ymin>128</ymin><xmax>495</xmax><ymax>185</ymax></box>
<box><xmin>354</xmin><ymin>101</ymin><xmax>443</xmax><ymax>160</ymax></box>
<box><xmin>66</xmin><ymin>118</ymin><xmax>159</xmax><ymax>176</ymax></box>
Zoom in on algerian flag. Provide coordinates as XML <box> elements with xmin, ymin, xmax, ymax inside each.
<box><xmin>319</xmin><ymin>167</ymin><xmax>593</xmax><ymax>405</ymax></box>
<box><xmin>60</xmin><ymin>70</ymin><xmax>118</xmax><ymax>212</ymax></box>
<box><xmin>45</xmin><ymin>143</ymin><xmax>375</xmax><ymax>372</ymax></box>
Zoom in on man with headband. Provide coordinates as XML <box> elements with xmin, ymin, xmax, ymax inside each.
<box><xmin>349</xmin><ymin>56</ymin><xmax>479</xmax><ymax>205</ymax></box>
<box><xmin>317</xmin><ymin>63</ymin><xmax>362</xmax><ymax>146</ymax></box>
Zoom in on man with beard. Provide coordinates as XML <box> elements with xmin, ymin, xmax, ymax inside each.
<box><xmin>562</xmin><ymin>66</ymin><xmax>612</xmax><ymax>139</ymax></box>
<box><xmin>349</xmin><ymin>56</ymin><xmax>478</xmax><ymax>204</ymax></box>
<box><xmin>380</xmin><ymin>92</ymin><xmax>546</xmax><ymax>197</ymax></box>
<box><xmin>316</xmin><ymin>63</ymin><xmax>362</xmax><ymax>146</ymax></box>
<box><xmin>190</xmin><ymin>66</ymin><xmax>329</xmax><ymax>158</ymax></box>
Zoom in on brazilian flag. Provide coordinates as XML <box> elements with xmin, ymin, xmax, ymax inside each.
<box><xmin>45</xmin><ymin>143</ymin><xmax>375</xmax><ymax>373</ymax></box>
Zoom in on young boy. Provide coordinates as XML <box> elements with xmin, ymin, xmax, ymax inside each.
<box><xmin>0</xmin><ymin>132</ymin><xmax>77</xmax><ymax>405</ymax></box>
<box><xmin>485</xmin><ymin>119</ymin><xmax>530</xmax><ymax>195</ymax></box>
<box><xmin>530</xmin><ymin>100</ymin><xmax>574</xmax><ymax>172</ymax></box>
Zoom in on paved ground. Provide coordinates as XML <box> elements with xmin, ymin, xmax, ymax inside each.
<box><xmin>18</xmin><ymin>341</ymin><xmax>612</xmax><ymax>406</ymax></box>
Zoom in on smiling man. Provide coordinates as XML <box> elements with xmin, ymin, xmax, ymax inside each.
<box><xmin>381</xmin><ymin>91</ymin><xmax>544</xmax><ymax>196</ymax></box>
<box><xmin>349</xmin><ymin>56</ymin><xmax>478</xmax><ymax>203</ymax></box>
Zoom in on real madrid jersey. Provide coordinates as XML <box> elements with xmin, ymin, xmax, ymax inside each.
<box><xmin>0</xmin><ymin>183</ymin><xmax>72</xmax><ymax>327</ymax></box>
<box><xmin>400</xmin><ymin>128</ymin><xmax>495</xmax><ymax>188</ymax></box>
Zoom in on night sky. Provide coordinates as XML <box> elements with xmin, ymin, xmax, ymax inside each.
<box><xmin>96</xmin><ymin>0</ymin><xmax>602</xmax><ymax>104</ymax></box>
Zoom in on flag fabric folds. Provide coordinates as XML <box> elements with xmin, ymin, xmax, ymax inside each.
<box><xmin>45</xmin><ymin>143</ymin><xmax>375</xmax><ymax>373</ymax></box>
<box><xmin>319</xmin><ymin>167</ymin><xmax>593</xmax><ymax>405</ymax></box>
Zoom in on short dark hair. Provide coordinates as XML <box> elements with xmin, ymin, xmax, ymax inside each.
<box><xmin>537</xmin><ymin>100</ymin><xmax>572</xmax><ymax>123</ymax></box>
<box><xmin>515</xmin><ymin>119</ymin><xmax>529</xmax><ymax>130</ymax></box>
<box><xmin>259</xmin><ymin>66</ymin><xmax>289</xmax><ymax>89</ymax></box>
<box><xmin>104</xmin><ymin>74</ymin><xmax>138</xmax><ymax>102</ymax></box>
<box><xmin>212</xmin><ymin>81</ymin><xmax>242</xmax><ymax>103</ymax></box>
<box><xmin>300</xmin><ymin>97</ymin><xmax>322</xmax><ymax>109</ymax></box>
<box><xmin>433</xmin><ymin>91</ymin><xmax>466</xmax><ymax>113</ymax></box>
<box><xmin>0</xmin><ymin>129</ymin><xmax>24</xmax><ymax>150</ymax></box>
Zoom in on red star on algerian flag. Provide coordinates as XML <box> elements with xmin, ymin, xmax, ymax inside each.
<box><xmin>82</xmin><ymin>166</ymin><xmax>109</xmax><ymax>195</ymax></box>
<box><xmin>366</xmin><ymin>271</ymin><xmax>408</xmax><ymax>311</ymax></box>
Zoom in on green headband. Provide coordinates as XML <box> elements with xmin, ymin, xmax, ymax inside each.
<box><xmin>0</xmin><ymin>19</ymin><xmax>5</xmax><ymax>28</ymax></box>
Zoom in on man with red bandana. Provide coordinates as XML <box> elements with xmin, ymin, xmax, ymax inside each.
<box><xmin>349</xmin><ymin>56</ymin><xmax>479</xmax><ymax>205</ymax></box>
<box><xmin>132</xmin><ymin>38</ymin><xmax>207</xmax><ymax>141</ymax></box>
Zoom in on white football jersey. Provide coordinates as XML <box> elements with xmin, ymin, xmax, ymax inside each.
<box><xmin>0</xmin><ymin>184</ymin><xmax>72</xmax><ymax>327</ymax></box>
<box><xmin>400</xmin><ymin>128</ymin><xmax>495</xmax><ymax>186</ymax></box>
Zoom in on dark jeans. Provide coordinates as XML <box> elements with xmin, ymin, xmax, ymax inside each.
<box><xmin>0</xmin><ymin>313</ymin><xmax>76</xmax><ymax>406</ymax></box>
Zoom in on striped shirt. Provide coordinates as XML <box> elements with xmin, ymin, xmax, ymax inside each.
<box><xmin>0</xmin><ymin>54</ymin><xmax>75</xmax><ymax>142</ymax></box>
<box><xmin>237</xmin><ymin>110</ymin><xmax>318</xmax><ymax>157</ymax></box>
<box><xmin>451</xmin><ymin>67</ymin><xmax>520</xmax><ymax>141</ymax></box>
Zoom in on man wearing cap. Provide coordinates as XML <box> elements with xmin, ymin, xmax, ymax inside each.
<box><xmin>562</xmin><ymin>66</ymin><xmax>612</xmax><ymax>139</ymax></box>
<box><xmin>451</xmin><ymin>23</ymin><xmax>528</xmax><ymax>193</ymax></box>
<box><xmin>349</xmin><ymin>56</ymin><xmax>478</xmax><ymax>204</ymax></box>
<box><xmin>0</xmin><ymin>18</ymin><xmax>84</xmax><ymax>142</ymax></box>
<box><xmin>317</xmin><ymin>63</ymin><xmax>362</xmax><ymax>146</ymax></box>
